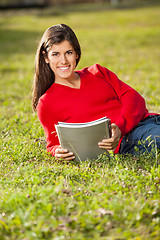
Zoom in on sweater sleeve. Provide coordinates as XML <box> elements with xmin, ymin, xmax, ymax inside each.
<box><xmin>36</xmin><ymin>97</ymin><xmax>60</xmax><ymax>156</ymax></box>
<box><xmin>95</xmin><ymin>64</ymin><xmax>148</xmax><ymax>136</ymax></box>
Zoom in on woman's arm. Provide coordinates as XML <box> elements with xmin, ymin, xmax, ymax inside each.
<box><xmin>96</xmin><ymin>64</ymin><xmax>148</xmax><ymax>136</ymax></box>
<box><xmin>36</xmin><ymin>97</ymin><xmax>75</xmax><ymax>160</ymax></box>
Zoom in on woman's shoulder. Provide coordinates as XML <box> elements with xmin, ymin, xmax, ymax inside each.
<box><xmin>36</xmin><ymin>83</ymin><xmax>56</xmax><ymax>111</ymax></box>
<box><xmin>77</xmin><ymin>64</ymin><xmax>110</xmax><ymax>76</ymax></box>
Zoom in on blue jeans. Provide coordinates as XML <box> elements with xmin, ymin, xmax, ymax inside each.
<box><xmin>119</xmin><ymin>115</ymin><xmax>160</xmax><ymax>155</ymax></box>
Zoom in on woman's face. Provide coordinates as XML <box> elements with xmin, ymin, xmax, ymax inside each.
<box><xmin>44</xmin><ymin>40</ymin><xmax>78</xmax><ymax>82</ymax></box>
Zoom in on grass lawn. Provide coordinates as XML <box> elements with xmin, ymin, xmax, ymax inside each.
<box><xmin>0</xmin><ymin>1</ymin><xmax>160</xmax><ymax>239</ymax></box>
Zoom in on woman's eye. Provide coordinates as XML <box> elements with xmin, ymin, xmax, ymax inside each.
<box><xmin>52</xmin><ymin>53</ymin><xmax>59</xmax><ymax>57</ymax></box>
<box><xmin>67</xmin><ymin>51</ymin><xmax>73</xmax><ymax>55</ymax></box>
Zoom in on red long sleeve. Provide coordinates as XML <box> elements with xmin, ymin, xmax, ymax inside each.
<box><xmin>37</xmin><ymin>64</ymin><xmax>149</xmax><ymax>156</ymax></box>
<box><xmin>96</xmin><ymin>64</ymin><xmax>149</xmax><ymax>136</ymax></box>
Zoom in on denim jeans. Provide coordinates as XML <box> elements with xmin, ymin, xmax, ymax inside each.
<box><xmin>119</xmin><ymin>115</ymin><xmax>160</xmax><ymax>155</ymax></box>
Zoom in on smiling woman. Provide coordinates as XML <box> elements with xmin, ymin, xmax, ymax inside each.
<box><xmin>32</xmin><ymin>24</ymin><xmax>81</xmax><ymax>111</ymax></box>
<box><xmin>32</xmin><ymin>24</ymin><xmax>160</xmax><ymax>161</ymax></box>
<box><xmin>42</xmin><ymin>40</ymin><xmax>80</xmax><ymax>88</ymax></box>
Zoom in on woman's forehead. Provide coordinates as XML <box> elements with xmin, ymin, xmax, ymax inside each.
<box><xmin>48</xmin><ymin>40</ymin><xmax>74</xmax><ymax>51</ymax></box>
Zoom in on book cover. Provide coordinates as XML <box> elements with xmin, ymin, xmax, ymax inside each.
<box><xmin>55</xmin><ymin>117</ymin><xmax>111</xmax><ymax>162</ymax></box>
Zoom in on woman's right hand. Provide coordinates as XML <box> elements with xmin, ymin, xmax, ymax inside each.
<box><xmin>55</xmin><ymin>146</ymin><xmax>75</xmax><ymax>161</ymax></box>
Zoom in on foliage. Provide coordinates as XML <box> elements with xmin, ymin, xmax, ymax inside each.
<box><xmin>0</xmin><ymin>2</ymin><xmax>160</xmax><ymax>239</ymax></box>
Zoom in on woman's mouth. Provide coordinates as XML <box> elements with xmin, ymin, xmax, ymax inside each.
<box><xmin>58</xmin><ymin>66</ymin><xmax>70</xmax><ymax>72</ymax></box>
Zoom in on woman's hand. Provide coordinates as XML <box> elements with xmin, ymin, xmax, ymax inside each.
<box><xmin>55</xmin><ymin>146</ymin><xmax>75</xmax><ymax>161</ymax></box>
<box><xmin>98</xmin><ymin>123</ymin><xmax>121</xmax><ymax>151</ymax></box>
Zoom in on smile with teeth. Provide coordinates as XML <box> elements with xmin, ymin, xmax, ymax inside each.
<box><xmin>58</xmin><ymin>66</ymin><xmax>70</xmax><ymax>72</ymax></box>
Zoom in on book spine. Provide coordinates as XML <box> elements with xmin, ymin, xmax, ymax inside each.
<box><xmin>105</xmin><ymin>120</ymin><xmax>111</xmax><ymax>138</ymax></box>
<box><xmin>55</xmin><ymin>126</ymin><xmax>65</xmax><ymax>148</ymax></box>
<box><xmin>108</xmin><ymin>119</ymin><xmax>111</xmax><ymax>138</ymax></box>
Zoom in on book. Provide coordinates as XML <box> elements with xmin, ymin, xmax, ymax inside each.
<box><xmin>55</xmin><ymin>117</ymin><xmax>111</xmax><ymax>162</ymax></box>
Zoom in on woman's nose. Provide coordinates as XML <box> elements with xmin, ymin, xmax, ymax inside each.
<box><xmin>60</xmin><ymin>54</ymin><xmax>67</xmax><ymax>64</ymax></box>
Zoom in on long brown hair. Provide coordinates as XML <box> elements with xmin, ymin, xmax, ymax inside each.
<box><xmin>32</xmin><ymin>24</ymin><xmax>81</xmax><ymax>111</ymax></box>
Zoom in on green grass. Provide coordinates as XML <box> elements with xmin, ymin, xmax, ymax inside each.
<box><xmin>0</xmin><ymin>1</ymin><xmax>160</xmax><ymax>239</ymax></box>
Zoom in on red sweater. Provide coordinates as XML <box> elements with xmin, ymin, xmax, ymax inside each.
<box><xmin>37</xmin><ymin>64</ymin><xmax>149</xmax><ymax>155</ymax></box>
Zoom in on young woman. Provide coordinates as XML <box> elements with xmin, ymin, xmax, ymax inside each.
<box><xmin>32</xmin><ymin>24</ymin><xmax>160</xmax><ymax>160</ymax></box>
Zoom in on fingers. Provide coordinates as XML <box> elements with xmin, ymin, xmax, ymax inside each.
<box><xmin>98</xmin><ymin>138</ymin><xmax>118</xmax><ymax>151</ymax></box>
<box><xmin>111</xmin><ymin>123</ymin><xmax>117</xmax><ymax>130</ymax></box>
<box><xmin>55</xmin><ymin>152</ymin><xmax>75</xmax><ymax>161</ymax></box>
<box><xmin>111</xmin><ymin>123</ymin><xmax>121</xmax><ymax>139</ymax></box>
<box><xmin>98</xmin><ymin>124</ymin><xmax>121</xmax><ymax>151</ymax></box>
<box><xmin>55</xmin><ymin>147</ymin><xmax>75</xmax><ymax>161</ymax></box>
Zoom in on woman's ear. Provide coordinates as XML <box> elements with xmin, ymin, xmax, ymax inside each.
<box><xmin>42</xmin><ymin>51</ymin><xmax>49</xmax><ymax>64</ymax></box>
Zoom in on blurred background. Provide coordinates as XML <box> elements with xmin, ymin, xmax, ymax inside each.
<box><xmin>0</xmin><ymin>0</ymin><xmax>158</xmax><ymax>8</ymax></box>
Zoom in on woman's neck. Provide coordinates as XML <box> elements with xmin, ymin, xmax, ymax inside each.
<box><xmin>55</xmin><ymin>72</ymin><xmax>81</xmax><ymax>89</ymax></box>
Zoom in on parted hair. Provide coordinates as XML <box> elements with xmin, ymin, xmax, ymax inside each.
<box><xmin>32</xmin><ymin>24</ymin><xmax>81</xmax><ymax>111</ymax></box>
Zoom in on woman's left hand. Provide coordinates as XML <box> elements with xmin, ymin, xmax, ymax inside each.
<box><xmin>98</xmin><ymin>123</ymin><xmax>121</xmax><ymax>151</ymax></box>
